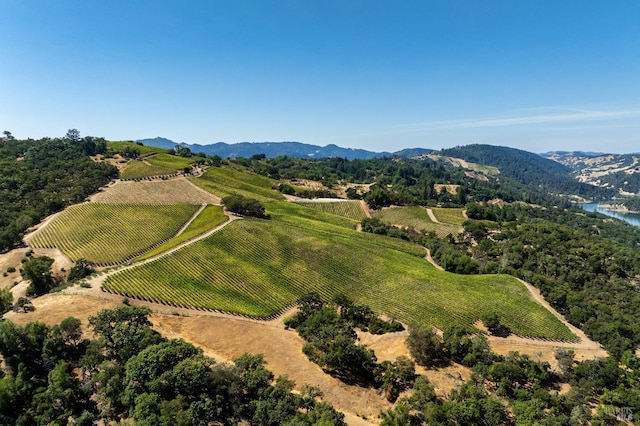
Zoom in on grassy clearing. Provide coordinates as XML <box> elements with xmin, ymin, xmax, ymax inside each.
<box><xmin>465</xmin><ymin>162</ymin><xmax>499</xmax><ymax>175</ymax></box>
<box><xmin>92</xmin><ymin>179</ymin><xmax>219</xmax><ymax>204</ymax></box>
<box><xmin>104</xmin><ymin>212</ymin><xmax>577</xmax><ymax>341</ymax></box>
<box><xmin>431</xmin><ymin>207</ymin><xmax>467</xmax><ymax>226</ymax></box>
<box><xmin>191</xmin><ymin>166</ymin><xmax>283</xmax><ymax>202</ymax></box>
<box><xmin>29</xmin><ymin>203</ymin><xmax>200</xmax><ymax>265</ymax></box>
<box><xmin>135</xmin><ymin>205</ymin><xmax>228</xmax><ymax>261</ymax></box>
<box><xmin>372</xmin><ymin>206</ymin><xmax>461</xmax><ymax>238</ymax></box>
<box><xmin>295</xmin><ymin>200</ymin><xmax>367</xmax><ymax>221</ymax></box>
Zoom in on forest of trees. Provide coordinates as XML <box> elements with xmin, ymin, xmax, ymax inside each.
<box><xmin>0</xmin><ymin>306</ymin><xmax>347</xmax><ymax>425</ymax></box>
<box><xmin>285</xmin><ymin>294</ymin><xmax>415</xmax><ymax>401</ymax></box>
<box><xmin>439</xmin><ymin>144</ymin><xmax>615</xmax><ymax>200</ymax></box>
<box><xmin>242</xmin><ymin>154</ymin><xmax>580</xmax><ymax>208</ymax></box>
<box><xmin>384</xmin><ymin>323</ymin><xmax>640</xmax><ymax>425</ymax></box>
<box><xmin>0</xmin><ymin>131</ymin><xmax>117</xmax><ymax>251</ymax></box>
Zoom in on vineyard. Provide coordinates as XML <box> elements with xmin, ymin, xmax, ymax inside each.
<box><xmin>372</xmin><ymin>206</ymin><xmax>462</xmax><ymax>238</ymax></box>
<box><xmin>91</xmin><ymin>179</ymin><xmax>220</xmax><ymax>204</ymax></box>
<box><xmin>108</xmin><ymin>141</ymin><xmax>162</xmax><ymax>155</ymax></box>
<box><xmin>103</xmin><ymin>214</ymin><xmax>577</xmax><ymax>341</ymax></box>
<box><xmin>266</xmin><ymin>202</ymin><xmax>425</xmax><ymax>256</ymax></box>
<box><xmin>190</xmin><ymin>166</ymin><xmax>284</xmax><ymax>202</ymax></box>
<box><xmin>28</xmin><ymin>203</ymin><xmax>200</xmax><ymax>265</ymax></box>
<box><xmin>431</xmin><ymin>207</ymin><xmax>467</xmax><ymax>226</ymax></box>
<box><xmin>145</xmin><ymin>153</ymin><xmax>194</xmax><ymax>170</ymax></box>
<box><xmin>120</xmin><ymin>161</ymin><xmax>178</xmax><ymax>180</ymax></box>
<box><xmin>295</xmin><ymin>200</ymin><xmax>367</xmax><ymax>221</ymax></box>
<box><xmin>135</xmin><ymin>205</ymin><xmax>228</xmax><ymax>261</ymax></box>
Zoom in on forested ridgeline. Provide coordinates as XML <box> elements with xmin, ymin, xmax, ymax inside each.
<box><xmin>439</xmin><ymin>144</ymin><xmax>615</xmax><ymax>200</ymax></box>
<box><xmin>0</xmin><ymin>306</ymin><xmax>347</xmax><ymax>425</ymax></box>
<box><xmin>242</xmin><ymin>155</ymin><xmax>579</xmax><ymax>207</ymax></box>
<box><xmin>0</xmin><ymin>133</ymin><xmax>118</xmax><ymax>251</ymax></box>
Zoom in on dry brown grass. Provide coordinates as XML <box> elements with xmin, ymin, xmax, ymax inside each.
<box><xmin>3</xmin><ymin>289</ymin><xmax>610</xmax><ymax>424</ymax></box>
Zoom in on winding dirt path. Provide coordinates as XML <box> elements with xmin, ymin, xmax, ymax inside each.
<box><xmin>81</xmin><ymin>212</ymin><xmax>240</xmax><ymax>293</ymax></box>
<box><xmin>426</xmin><ymin>208</ymin><xmax>439</xmax><ymax>223</ymax></box>
<box><xmin>424</xmin><ymin>248</ymin><xmax>444</xmax><ymax>271</ymax></box>
<box><xmin>23</xmin><ymin>211</ymin><xmax>65</xmax><ymax>244</ymax></box>
<box><xmin>360</xmin><ymin>200</ymin><xmax>372</xmax><ymax>218</ymax></box>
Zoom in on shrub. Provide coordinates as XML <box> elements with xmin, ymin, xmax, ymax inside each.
<box><xmin>222</xmin><ymin>194</ymin><xmax>268</xmax><ymax>218</ymax></box>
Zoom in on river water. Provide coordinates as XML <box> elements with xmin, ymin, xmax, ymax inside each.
<box><xmin>579</xmin><ymin>202</ymin><xmax>640</xmax><ymax>227</ymax></box>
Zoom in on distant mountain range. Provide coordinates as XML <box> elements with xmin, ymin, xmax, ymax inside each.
<box><xmin>136</xmin><ymin>137</ymin><xmax>640</xmax><ymax>196</ymax></box>
<box><xmin>136</xmin><ymin>137</ymin><xmax>433</xmax><ymax>160</ymax></box>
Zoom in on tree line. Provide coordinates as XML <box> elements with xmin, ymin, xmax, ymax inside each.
<box><xmin>0</xmin><ymin>131</ymin><xmax>117</xmax><ymax>252</ymax></box>
<box><xmin>0</xmin><ymin>306</ymin><xmax>346</xmax><ymax>425</ymax></box>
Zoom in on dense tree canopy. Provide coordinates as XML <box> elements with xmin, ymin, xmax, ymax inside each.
<box><xmin>0</xmin><ymin>307</ymin><xmax>346</xmax><ymax>425</ymax></box>
<box><xmin>0</xmin><ymin>135</ymin><xmax>117</xmax><ymax>251</ymax></box>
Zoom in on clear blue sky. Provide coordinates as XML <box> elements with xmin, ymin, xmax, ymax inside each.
<box><xmin>2</xmin><ymin>1</ymin><xmax>639</xmax><ymax>153</ymax></box>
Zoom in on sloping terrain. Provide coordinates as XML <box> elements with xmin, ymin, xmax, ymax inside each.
<box><xmin>439</xmin><ymin>144</ymin><xmax>615</xmax><ymax>199</ymax></box>
<box><xmin>544</xmin><ymin>151</ymin><xmax>640</xmax><ymax>195</ymax></box>
<box><xmin>90</xmin><ymin>178</ymin><xmax>220</xmax><ymax>204</ymax></box>
<box><xmin>101</xmin><ymin>208</ymin><xmax>577</xmax><ymax>341</ymax></box>
<box><xmin>27</xmin><ymin>203</ymin><xmax>200</xmax><ymax>265</ymax></box>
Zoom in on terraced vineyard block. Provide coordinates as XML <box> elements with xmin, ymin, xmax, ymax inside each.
<box><xmin>296</xmin><ymin>200</ymin><xmax>367</xmax><ymax>221</ymax></box>
<box><xmin>29</xmin><ymin>203</ymin><xmax>200</xmax><ymax>265</ymax></box>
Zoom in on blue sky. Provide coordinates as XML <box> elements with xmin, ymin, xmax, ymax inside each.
<box><xmin>1</xmin><ymin>1</ymin><xmax>639</xmax><ymax>153</ymax></box>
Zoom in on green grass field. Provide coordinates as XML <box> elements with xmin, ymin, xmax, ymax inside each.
<box><xmin>190</xmin><ymin>166</ymin><xmax>284</xmax><ymax>202</ymax></box>
<box><xmin>29</xmin><ymin>203</ymin><xmax>200</xmax><ymax>265</ymax></box>
<box><xmin>431</xmin><ymin>207</ymin><xmax>467</xmax><ymax>226</ymax></box>
<box><xmin>295</xmin><ymin>200</ymin><xmax>367</xmax><ymax>221</ymax></box>
<box><xmin>372</xmin><ymin>206</ymin><xmax>462</xmax><ymax>238</ymax></box>
<box><xmin>103</xmin><ymin>210</ymin><xmax>577</xmax><ymax>341</ymax></box>
<box><xmin>135</xmin><ymin>205</ymin><xmax>228</xmax><ymax>261</ymax></box>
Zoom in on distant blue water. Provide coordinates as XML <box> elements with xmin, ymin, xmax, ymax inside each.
<box><xmin>579</xmin><ymin>202</ymin><xmax>640</xmax><ymax>227</ymax></box>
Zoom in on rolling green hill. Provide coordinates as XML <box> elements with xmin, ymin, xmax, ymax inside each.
<box><xmin>103</xmin><ymin>204</ymin><xmax>576</xmax><ymax>341</ymax></box>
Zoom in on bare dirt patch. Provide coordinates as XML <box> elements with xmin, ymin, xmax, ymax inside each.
<box><xmin>90</xmin><ymin>178</ymin><xmax>220</xmax><ymax>205</ymax></box>
<box><xmin>434</xmin><ymin>184</ymin><xmax>459</xmax><ymax>195</ymax></box>
<box><xmin>4</xmin><ymin>294</ymin><xmax>122</xmax><ymax>335</ymax></box>
<box><xmin>0</xmin><ymin>247</ymin><xmax>29</xmax><ymax>290</ymax></box>
<box><xmin>91</xmin><ymin>153</ymin><xmax>129</xmax><ymax>171</ymax></box>
<box><xmin>357</xmin><ymin>329</ymin><xmax>471</xmax><ymax>398</ymax></box>
<box><xmin>1</xmin><ymin>247</ymin><xmax>73</xmax><ymax>295</ymax></box>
